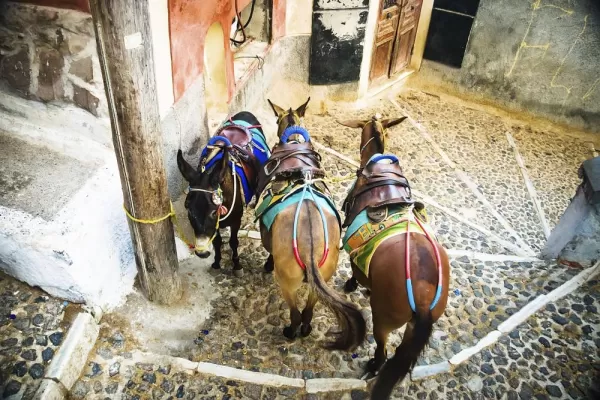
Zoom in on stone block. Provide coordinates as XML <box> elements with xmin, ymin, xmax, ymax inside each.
<box><xmin>69</xmin><ymin>57</ymin><xmax>93</xmax><ymax>82</ymax></box>
<box><xmin>73</xmin><ymin>85</ymin><xmax>99</xmax><ymax>116</ymax></box>
<box><xmin>37</xmin><ymin>47</ymin><xmax>65</xmax><ymax>101</ymax></box>
<box><xmin>0</xmin><ymin>44</ymin><xmax>31</xmax><ymax>95</ymax></box>
<box><xmin>580</xmin><ymin>157</ymin><xmax>600</xmax><ymax>204</ymax></box>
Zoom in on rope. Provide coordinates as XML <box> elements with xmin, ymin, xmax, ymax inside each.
<box><xmin>123</xmin><ymin>203</ymin><xmax>174</xmax><ymax>224</ymax></box>
<box><xmin>123</xmin><ymin>201</ymin><xmax>213</xmax><ymax>253</ymax></box>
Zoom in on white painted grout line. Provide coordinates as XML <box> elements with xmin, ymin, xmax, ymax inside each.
<box><xmin>197</xmin><ymin>362</ymin><xmax>305</xmax><ymax>388</ymax></box>
<box><xmin>310</xmin><ymin>138</ymin><xmax>532</xmax><ymax>257</ymax></box>
<box><xmin>451</xmin><ymin>261</ymin><xmax>600</xmax><ymax>367</ymax></box>
<box><xmin>505</xmin><ymin>131</ymin><xmax>552</xmax><ymax>239</ymax></box>
<box><xmin>446</xmin><ymin>249</ymin><xmax>541</xmax><ymax>262</ymax></box>
<box><xmin>410</xmin><ymin>189</ymin><xmax>532</xmax><ymax>257</ymax></box>
<box><xmin>35</xmin><ymin>380</ymin><xmax>67</xmax><ymax>400</ymax></box>
<box><xmin>411</xmin><ymin>361</ymin><xmax>451</xmax><ymax>380</ymax></box>
<box><xmin>313</xmin><ymin>140</ymin><xmax>361</xmax><ymax>168</ymax></box>
<box><xmin>43</xmin><ymin>312</ymin><xmax>100</xmax><ymax>391</ymax></box>
<box><xmin>389</xmin><ymin>97</ymin><xmax>536</xmax><ymax>256</ymax></box>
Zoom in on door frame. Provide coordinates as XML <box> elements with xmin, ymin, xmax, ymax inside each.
<box><xmin>358</xmin><ymin>0</ymin><xmax>434</xmax><ymax>98</ymax></box>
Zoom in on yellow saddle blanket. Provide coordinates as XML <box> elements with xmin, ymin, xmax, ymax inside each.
<box><xmin>343</xmin><ymin>206</ymin><xmax>434</xmax><ymax>277</ymax></box>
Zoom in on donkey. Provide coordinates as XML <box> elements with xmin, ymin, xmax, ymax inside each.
<box><xmin>177</xmin><ymin>111</ymin><xmax>270</xmax><ymax>276</ymax></box>
<box><xmin>338</xmin><ymin>115</ymin><xmax>450</xmax><ymax>398</ymax></box>
<box><xmin>252</xmin><ymin>99</ymin><xmax>366</xmax><ymax>349</ymax></box>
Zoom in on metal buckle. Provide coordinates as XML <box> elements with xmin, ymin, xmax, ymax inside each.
<box><xmin>264</xmin><ymin>158</ymin><xmax>281</xmax><ymax>176</ymax></box>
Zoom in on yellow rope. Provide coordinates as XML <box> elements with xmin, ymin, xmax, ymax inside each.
<box><xmin>122</xmin><ymin>203</ymin><xmax>174</xmax><ymax>224</ymax></box>
<box><xmin>123</xmin><ymin>202</ymin><xmax>197</xmax><ymax>251</ymax></box>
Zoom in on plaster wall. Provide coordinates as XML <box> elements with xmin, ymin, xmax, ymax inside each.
<box><xmin>414</xmin><ymin>0</ymin><xmax>600</xmax><ymax>133</ymax></box>
<box><xmin>168</xmin><ymin>0</ymin><xmax>253</xmax><ymax>101</ymax></box>
<box><xmin>286</xmin><ymin>0</ymin><xmax>312</xmax><ymax>35</ymax></box>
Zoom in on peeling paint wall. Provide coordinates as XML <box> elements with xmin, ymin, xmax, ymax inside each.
<box><xmin>415</xmin><ymin>0</ymin><xmax>600</xmax><ymax>133</ymax></box>
<box><xmin>310</xmin><ymin>0</ymin><xmax>369</xmax><ymax>85</ymax></box>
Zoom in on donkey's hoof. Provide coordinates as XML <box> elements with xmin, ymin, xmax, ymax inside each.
<box><xmin>264</xmin><ymin>260</ymin><xmax>274</xmax><ymax>273</ymax></box>
<box><xmin>233</xmin><ymin>268</ymin><xmax>244</xmax><ymax>278</ymax></box>
<box><xmin>211</xmin><ymin>262</ymin><xmax>221</xmax><ymax>270</ymax></box>
<box><xmin>300</xmin><ymin>324</ymin><xmax>312</xmax><ymax>337</ymax></box>
<box><xmin>283</xmin><ymin>326</ymin><xmax>296</xmax><ymax>340</ymax></box>
<box><xmin>366</xmin><ymin>358</ymin><xmax>382</xmax><ymax>374</ymax></box>
<box><xmin>344</xmin><ymin>278</ymin><xmax>358</xmax><ymax>293</ymax></box>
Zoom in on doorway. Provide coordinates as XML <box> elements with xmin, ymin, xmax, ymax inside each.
<box><xmin>369</xmin><ymin>0</ymin><xmax>423</xmax><ymax>86</ymax></box>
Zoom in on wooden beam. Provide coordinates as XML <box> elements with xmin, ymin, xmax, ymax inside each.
<box><xmin>90</xmin><ymin>0</ymin><xmax>182</xmax><ymax>304</ymax></box>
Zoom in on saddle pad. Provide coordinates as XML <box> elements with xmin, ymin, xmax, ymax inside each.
<box><xmin>342</xmin><ymin>205</ymin><xmax>411</xmax><ymax>252</ymax></box>
<box><xmin>344</xmin><ymin>206</ymin><xmax>434</xmax><ymax>277</ymax></box>
<box><xmin>258</xmin><ymin>184</ymin><xmax>341</xmax><ymax>231</ymax></box>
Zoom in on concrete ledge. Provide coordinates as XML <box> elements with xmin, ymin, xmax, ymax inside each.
<box><xmin>197</xmin><ymin>362</ymin><xmax>305</xmax><ymax>388</ymax></box>
<box><xmin>305</xmin><ymin>378</ymin><xmax>366</xmax><ymax>393</ymax></box>
<box><xmin>45</xmin><ymin>312</ymin><xmax>99</xmax><ymax>389</ymax></box>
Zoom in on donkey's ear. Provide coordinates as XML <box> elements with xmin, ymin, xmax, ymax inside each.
<box><xmin>382</xmin><ymin>116</ymin><xmax>408</xmax><ymax>129</ymax></box>
<box><xmin>267</xmin><ymin>99</ymin><xmax>285</xmax><ymax>117</ymax></box>
<box><xmin>295</xmin><ymin>97</ymin><xmax>311</xmax><ymax>117</ymax></box>
<box><xmin>337</xmin><ymin>119</ymin><xmax>367</xmax><ymax>129</ymax></box>
<box><xmin>177</xmin><ymin>149</ymin><xmax>199</xmax><ymax>182</ymax></box>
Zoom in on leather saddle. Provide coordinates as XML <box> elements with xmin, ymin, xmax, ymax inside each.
<box><xmin>203</xmin><ymin>124</ymin><xmax>259</xmax><ymax>186</ymax></box>
<box><xmin>342</xmin><ymin>155</ymin><xmax>414</xmax><ymax>227</ymax></box>
<box><xmin>256</xmin><ymin>141</ymin><xmax>325</xmax><ymax>197</ymax></box>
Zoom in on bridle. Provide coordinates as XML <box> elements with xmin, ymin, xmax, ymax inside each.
<box><xmin>186</xmin><ymin>166</ymin><xmax>237</xmax><ymax>252</ymax></box>
<box><xmin>360</xmin><ymin>119</ymin><xmax>386</xmax><ymax>155</ymax></box>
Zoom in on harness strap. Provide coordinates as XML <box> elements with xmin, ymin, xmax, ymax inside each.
<box><xmin>292</xmin><ymin>180</ymin><xmax>330</xmax><ymax>270</ymax></box>
<box><xmin>405</xmin><ymin>210</ymin><xmax>443</xmax><ymax>313</ymax></box>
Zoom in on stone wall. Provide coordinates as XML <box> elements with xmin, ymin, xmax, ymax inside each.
<box><xmin>0</xmin><ymin>2</ymin><xmax>107</xmax><ymax>118</ymax></box>
<box><xmin>414</xmin><ymin>0</ymin><xmax>600</xmax><ymax>133</ymax></box>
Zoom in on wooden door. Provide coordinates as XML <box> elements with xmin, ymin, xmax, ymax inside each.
<box><xmin>369</xmin><ymin>0</ymin><xmax>423</xmax><ymax>84</ymax></box>
<box><xmin>390</xmin><ymin>0</ymin><xmax>423</xmax><ymax>75</ymax></box>
<box><xmin>368</xmin><ymin>2</ymin><xmax>400</xmax><ymax>83</ymax></box>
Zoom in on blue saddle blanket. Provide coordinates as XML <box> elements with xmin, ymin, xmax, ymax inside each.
<box><xmin>260</xmin><ymin>188</ymin><xmax>339</xmax><ymax>231</ymax></box>
<box><xmin>201</xmin><ymin>119</ymin><xmax>271</xmax><ymax>204</ymax></box>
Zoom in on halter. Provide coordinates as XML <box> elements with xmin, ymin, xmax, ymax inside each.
<box><xmin>186</xmin><ymin>166</ymin><xmax>237</xmax><ymax>253</ymax></box>
<box><xmin>359</xmin><ymin>117</ymin><xmax>386</xmax><ymax>155</ymax></box>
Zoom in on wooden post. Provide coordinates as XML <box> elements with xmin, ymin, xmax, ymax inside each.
<box><xmin>90</xmin><ymin>0</ymin><xmax>182</xmax><ymax>304</ymax></box>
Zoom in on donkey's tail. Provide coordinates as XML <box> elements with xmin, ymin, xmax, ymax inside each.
<box><xmin>305</xmin><ymin>256</ymin><xmax>366</xmax><ymax>351</ymax></box>
<box><xmin>371</xmin><ymin>309</ymin><xmax>433</xmax><ymax>399</ymax></box>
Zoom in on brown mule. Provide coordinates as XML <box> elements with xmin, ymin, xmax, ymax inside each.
<box><xmin>255</xmin><ymin>99</ymin><xmax>366</xmax><ymax>349</ymax></box>
<box><xmin>338</xmin><ymin>115</ymin><xmax>451</xmax><ymax>398</ymax></box>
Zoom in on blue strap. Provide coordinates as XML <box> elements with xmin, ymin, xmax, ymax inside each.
<box><xmin>208</xmin><ymin>136</ymin><xmax>232</xmax><ymax>147</ymax></box>
<box><xmin>406</xmin><ymin>279</ymin><xmax>416</xmax><ymax>313</ymax></box>
<box><xmin>368</xmin><ymin>153</ymin><xmax>399</xmax><ymax>164</ymax></box>
<box><xmin>281</xmin><ymin>126</ymin><xmax>310</xmax><ymax>144</ymax></box>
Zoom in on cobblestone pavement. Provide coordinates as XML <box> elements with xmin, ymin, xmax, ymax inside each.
<box><xmin>0</xmin><ymin>271</ymin><xmax>78</xmax><ymax>399</ymax></box>
<box><xmin>72</xmin><ymin>89</ymin><xmax>600</xmax><ymax>399</ymax></box>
